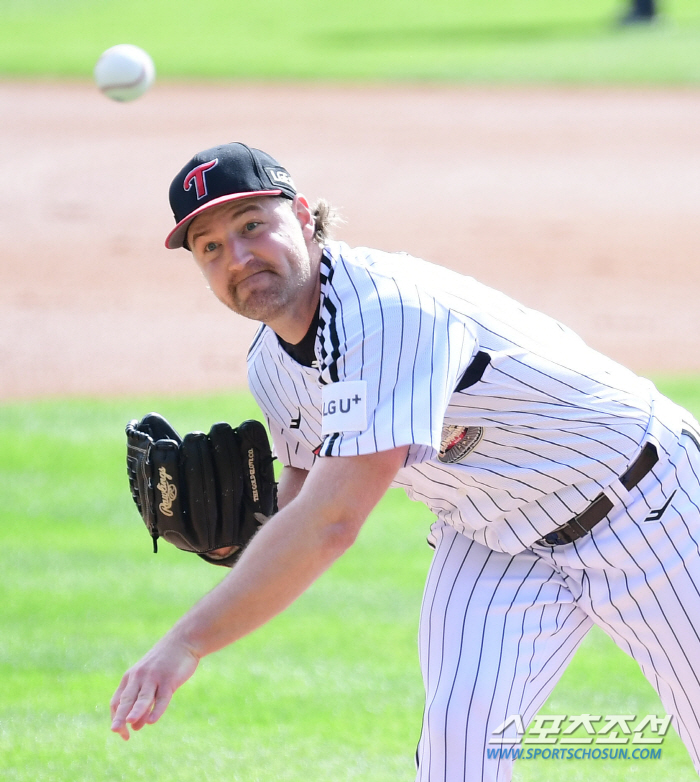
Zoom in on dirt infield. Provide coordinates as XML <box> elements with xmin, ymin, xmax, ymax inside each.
<box><xmin>1</xmin><ymin>81</ymin><xmax>699</xmax><ymax>400</ymax></box>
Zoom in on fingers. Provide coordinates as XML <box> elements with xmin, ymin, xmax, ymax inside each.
<box><xmin>110</xmin><ymin>677</ymin><xmax>157</xmax><ymax>738</ymax></box>
<box><xmin>109</xmin><ymin>638</ymin><xmax>200</xmax><ymax>741</ymax></box>
<box><xmin>109</xmin><ymin>673</ymin><xmax>131</xmax><ymax>738</ymax></box>
<box><xmin>113</xmin><ymin>721</ymin><xmax>131</xmax><ymax>741</ymax></box>
<box><xmin>148</xmin><ymin>689</ymin><xmax>174</xmax><ymax>725</ymax></box>
<box><xmin>109</xmin><ymin>672</ymin><xmax>129</xmax><ymax>719</ymax></box>
<box><xmin>126</xmin><ymin>686</ymin><xmax>173</xmax><ymax>731</ymax></box>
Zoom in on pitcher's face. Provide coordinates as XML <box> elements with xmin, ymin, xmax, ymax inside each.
<box><xmin>188</xmin><ymin>196</ymin><xmax>315</xmax><ymax>324</ymax></box>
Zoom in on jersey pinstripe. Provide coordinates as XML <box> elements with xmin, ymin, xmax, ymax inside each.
<box><xmin>247</xmin><ymin>241</ymin><xmax>681</xmax><ymax>554</ymax></box>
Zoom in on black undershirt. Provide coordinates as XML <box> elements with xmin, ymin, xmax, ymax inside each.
<box><xmin>276</xmin><ymin>300</ymin><xmax>320</xmax><ymax>367</ymax></box>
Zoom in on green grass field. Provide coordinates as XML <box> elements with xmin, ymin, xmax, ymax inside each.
<box><xmin>1</xmin><ymin>0</ymin><xmax>700</xmax><ymax>82</ymax></box>
<box><xmin>1</xmin><ymin>378</ymin><xmax>699</xmax><ymax>781</ymax></box>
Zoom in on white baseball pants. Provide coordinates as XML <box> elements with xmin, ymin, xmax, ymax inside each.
<box><xmin>416</xmin><ymin>423</ymin><xmax>700</xmax><ymax>781</ymax></box>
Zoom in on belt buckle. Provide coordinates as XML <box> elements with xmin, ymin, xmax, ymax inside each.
<box><xmin>541</xmin><ymin>531</ymin><xmax>563</xmax><ymax>546</ymax></box>
<box><xmin>539</xmin><ymin>527</ymin><xmax>574</xmax><ymax>547</ymax></box>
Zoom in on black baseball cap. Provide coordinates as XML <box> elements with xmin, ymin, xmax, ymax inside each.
<box><xmin>165</xmin><ymin>142</ymin><xmax>297</xmax><ymax>250</ymax></box>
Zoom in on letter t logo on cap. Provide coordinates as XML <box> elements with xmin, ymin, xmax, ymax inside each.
<box><xmin>183</xmin><ymin>159</ymin><xmax>219</xmax><ymax>200</ymax></box>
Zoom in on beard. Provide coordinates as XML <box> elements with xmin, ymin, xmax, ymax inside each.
<box><xmin>225</xmin><ymin>253</ymin><xmax>311</xmax><ymax>324</ymax></box>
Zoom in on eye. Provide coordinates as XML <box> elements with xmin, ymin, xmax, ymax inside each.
<box><xmin>244</xmin><ymin>221</ymin><xmax>260</xmax><ymax>232</ymax></box>
<box><xmin>204</xmin><ymin>241</ymin><xmax>218</xmax><ymax>253</ymax></box>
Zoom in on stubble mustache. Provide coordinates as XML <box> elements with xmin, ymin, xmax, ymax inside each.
<box><xmin>225</xmin><ymin>266</ymin><xmax>283</xmax><ymax>320</ymax></box>
<box><xmin>222</xmin><ymin>247</ymin><xmax>311</xmax><ymax>321</ymax></box>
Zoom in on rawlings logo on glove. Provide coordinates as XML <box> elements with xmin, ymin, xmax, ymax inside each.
<box><xmin>156</xmin><ymin>467</ymin><xmax>177</xmax><ymax>516</ymax></box>
<box><xmin>125</xmin><ymin>413</ymin><xmax>277</xmax><ymax>567</ymax></box>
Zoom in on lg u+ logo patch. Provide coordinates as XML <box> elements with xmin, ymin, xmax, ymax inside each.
<box><xmin>321</xmin><ymin>380</ymin><xmax>368</xmax><ymax>435</ymax></box>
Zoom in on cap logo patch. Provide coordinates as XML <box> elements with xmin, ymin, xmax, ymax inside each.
<box><xmin>266</xmin><ymin>167</ymin><xmax>295</xmax><ymax>189</ymax></box>
<box><xmin>183</xmin><ymin>158</ymin><xmax>219</xmax><ymax>200</ymax></box>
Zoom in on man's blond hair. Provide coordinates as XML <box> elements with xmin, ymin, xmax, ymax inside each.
<box><xmin>311</xmin><ymin>198</ymin><xmax>340</xmax><ymax>244</ymax></box>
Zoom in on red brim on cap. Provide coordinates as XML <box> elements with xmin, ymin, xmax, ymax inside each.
<box><xmin>165</xmin><ymin>189</ymin><xmax>283</xmax><ymax>249</ymax></box>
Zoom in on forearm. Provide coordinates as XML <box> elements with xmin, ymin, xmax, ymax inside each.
<box><xmin>277</xmin><ymin>465</ymin><xmax>308</xmax><ymax>509</ymax></box>
<box><xmin>165</xmin><ymin>487</ymin><xmax>353</xmax><ymax>659</ymax></box>
<box><xmin>111</xmin><ymin>489</ymin><xmax>352</xmax><ymax>738</ymax></box>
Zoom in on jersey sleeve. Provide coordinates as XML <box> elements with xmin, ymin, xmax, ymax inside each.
<box><xmin>316</xmin><ymin>259</ymin><xmax>477</xmax><ymax>465</ymax></box>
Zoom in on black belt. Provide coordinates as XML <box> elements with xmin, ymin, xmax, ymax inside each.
<box><xmin>536</xmin><ymin>443</ymin><xmax>658</xmax><ymax>547</ymax></box>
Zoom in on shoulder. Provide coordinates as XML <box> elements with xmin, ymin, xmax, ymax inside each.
<box><xmin>320</xmin><ymin>241</ymin><xmax>439</xmax><ymax>311</ymax></box>
<box><xmin>322</xmin><ymin>240</ymin><xmax>427</xmax><ymax>278</ymax></box>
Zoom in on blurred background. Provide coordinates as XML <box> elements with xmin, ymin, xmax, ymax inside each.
<box><xmin>2</xmin><ymin>0</ymin><xmax>699</xmax><ymax>82</ymax></box>
<box><xmin>2</xmin><ymin>0</ymin><xmax>699</xmax><ymax>399</ymax></box>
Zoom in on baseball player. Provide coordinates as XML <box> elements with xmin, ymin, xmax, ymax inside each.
<box><xmin>111</xmin><ymin>142</ymin><xmax>700</xmax><ymax>781</ymax></box>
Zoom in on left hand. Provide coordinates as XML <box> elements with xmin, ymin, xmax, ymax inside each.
<box><xmin>110</xmin><ymin>635</ymin><xmax>200</xmax><ymax>740</ymax></box>
<box><xmin>125</xmin><ymin>414</ymin><xmax>277</xmax><ymax>567</ymax></box>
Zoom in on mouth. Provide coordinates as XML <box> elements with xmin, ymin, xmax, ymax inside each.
<box><xmin>237</xmin><ymin>269</ymin><xmax>274</xmax><ymax>289</ymax></box>
<box><xmin>229</xmin><ymin>269</ymin><xmax>278</xmax><ymax>306</ymax></box>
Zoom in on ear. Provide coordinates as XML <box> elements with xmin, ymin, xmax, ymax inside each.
<box><xmin>291</xmin><ymin>194</ymin><xmax>315</xmax><ymax>241</ymax></box>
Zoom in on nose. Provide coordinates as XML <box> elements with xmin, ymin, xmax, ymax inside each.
<box><xmin>224</xmin><ymin>231</ymin><xmax>254</xmax><ymax>271</ymax></box>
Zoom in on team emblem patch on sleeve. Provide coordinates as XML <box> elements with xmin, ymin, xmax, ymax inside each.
<box><xmin>321</xmin><ymin>381</ymin><xmax>367</xmax><ymax>435</ymax></box>
<box><xmin>438</xmin><ymin>425</ymin><xmax>483</xmax><ymax>463</ymax></box>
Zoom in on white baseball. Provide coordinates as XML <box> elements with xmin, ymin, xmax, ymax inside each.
<box><xmin>94</xmin><ymin>44</ymin><xmax>155</xmax><ymax>102</ymax></box>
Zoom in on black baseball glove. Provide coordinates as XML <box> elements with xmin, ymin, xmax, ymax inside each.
<box><xmin>125</xmin><ymin>413</ymin><xmax>277</xmax><ymax>567</ymax></box>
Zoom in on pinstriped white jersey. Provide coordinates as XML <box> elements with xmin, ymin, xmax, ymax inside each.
<box><xmin>248</xmin><ymin>240</ymin><xmax>676</xmax><ymax>554</ymax></box>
